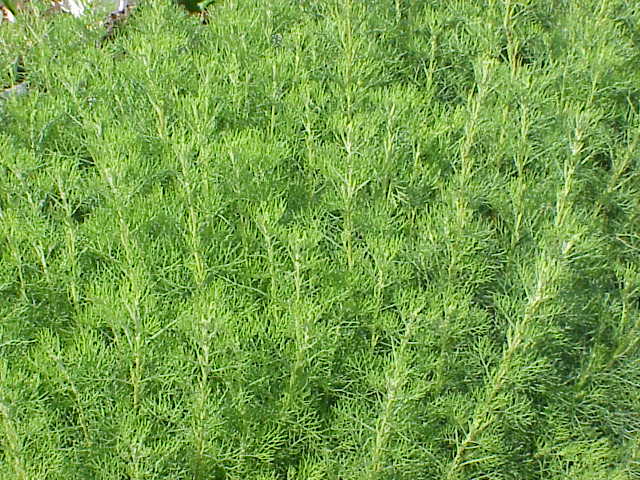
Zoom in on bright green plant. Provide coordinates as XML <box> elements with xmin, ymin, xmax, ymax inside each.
<box><xmin>2</xmin><ymin>0</ymin><xmax>17</xmax><ymax>16</ymax></box>
<box><xmin>0</xmin><ymin>1</ymin><xmax>639</xmax><ymax>479</ymax></box>
<box><xmin>176</xmin><ymin>0</ymin><xmax>216</xmax><ymax>14</ymax></box>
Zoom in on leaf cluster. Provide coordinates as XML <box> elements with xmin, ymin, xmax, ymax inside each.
<box><xmin>1</xmin><ymin>1</ymin><xmax>639</xmax><ymax>478</ymax></box>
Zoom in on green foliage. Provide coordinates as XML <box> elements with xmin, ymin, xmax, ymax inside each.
<box><xmin>1</xmin><ymin>0</ymin><xmax>639</xmax><ymax>478</ymax></box>
<box><xmin>2</xmin><ymin>0</ymin><xmax>17</xmax><ymax>16</ymax></box>
<box><xmin>176</xmin><ymin>0</ymin><xmax>217</xmax><ymax>13</ymax></box>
